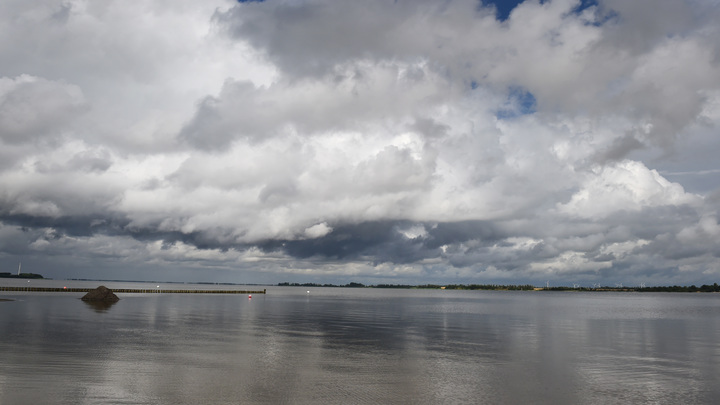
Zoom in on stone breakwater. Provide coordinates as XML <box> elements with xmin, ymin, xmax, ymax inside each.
<box><xmin>0</xmin><ymin>286</ymin><xmax>266</xmax><ymax>294</ymax></box>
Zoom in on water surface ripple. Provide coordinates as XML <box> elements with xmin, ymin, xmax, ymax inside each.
<box><xmin>1</xmin><ymin>283</ymin><xmax>719</xmax><ymax>404</ymax></box>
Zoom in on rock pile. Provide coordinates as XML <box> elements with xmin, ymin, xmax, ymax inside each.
<box><xmin>81</xmin><ymin>285</ymin><xmax>120</xmax><ymax>302</ymax></box>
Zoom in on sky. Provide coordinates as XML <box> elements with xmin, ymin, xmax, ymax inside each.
<box><xmin>1</xmin><ymin>0</ymin><xmax>719</xmax><ymax>286</ymax></box>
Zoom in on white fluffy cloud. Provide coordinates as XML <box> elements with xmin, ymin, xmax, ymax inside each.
<box><xmin>1</xmin><ymin>0</ymin><xmax>719</xmax><ymax>286</ymax></box>
<box><xmin>558</xmin><ymin>160</ymin><xmax>700</xmax><ymax>219</ymax></box>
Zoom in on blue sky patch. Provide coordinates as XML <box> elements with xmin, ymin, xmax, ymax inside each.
<box><xmin>480</xmin><ymin>0</ymin><xmax>526</xmax><ymax>21</ymax></box>
<box><xmin>572</xmin><ymin>0</ymin><xmax>599</xmax><ymax>14</ymax></box>
<box><xmin>496</xmin><ymin>86</ymin><xmax>537</xmax><ymax>119</ymax></box>
<box><xmin>481</xmin><ymin>0</ymin><xmax>599</xmax><ymax>22</ymax></box>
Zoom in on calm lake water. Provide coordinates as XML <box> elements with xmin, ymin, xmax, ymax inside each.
<box><xmin>1</xmin><ymin>280</ymin><xmax>720</xmax><ymax>404</ymax></box>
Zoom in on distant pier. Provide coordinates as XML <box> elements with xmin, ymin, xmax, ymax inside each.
<box><xmin>0</xmin><ymin>286</ymin><xmax>266</xmax><ymax>294</ymax></box>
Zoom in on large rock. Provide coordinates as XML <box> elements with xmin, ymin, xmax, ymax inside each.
<box><xmin>81</xmin><ymin>285</ymin><xmax>120</xmax><ymax>302</ymax></box>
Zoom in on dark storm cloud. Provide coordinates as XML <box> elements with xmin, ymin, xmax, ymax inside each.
<box><xmin>0</xmin><ymin>210</ymin><xmax>241</xmax><ymax>259</ymax></box>
<box><xmin>0</xmin><ymin>213</ymin><xmax>125</xmax><ymax>238</ymax></box>
<box><xmin>262</xmin><ymin>221</ymin><xmax>408</xmax><ymax>260</ymax></box>
<box><xmin>259</xmin><ymin>220</ymin><xmax>504</xmax><ymax>265</ymax></box>
<box><xmin>424</xmin><ymin>221</ymin><xmax>503</xmax><ymax>249</ymax></box>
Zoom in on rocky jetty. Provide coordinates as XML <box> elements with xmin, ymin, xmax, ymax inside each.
<box><xmin>81</xmin><ymin>286</ymin><xmax>120</xmax><ymax>302</ymax></box>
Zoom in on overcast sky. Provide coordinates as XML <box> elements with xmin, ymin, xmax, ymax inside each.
<box><xmin>1</xmin><ymin>0</ymin><xmax>719</xmax><ymax>286</ymax></box>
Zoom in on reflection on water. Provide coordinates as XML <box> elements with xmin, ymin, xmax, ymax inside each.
<box><xmin>82</xmin><ymin>300</ymin><xmax>118</xmax><ymax>312</ymax></box>
<box><xmin>1</xmin><ymin>285</ymin><xmax>720</xmax><ymax>404</ymax></box>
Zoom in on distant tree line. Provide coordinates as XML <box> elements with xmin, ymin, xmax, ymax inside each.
<box><xmin>441</xmin><ymin>284</ymin><xmax>536</xmax><ymax>290</ymax></box>
<box><xmin>278</xmin><ymin>282</ymin><xmax>367</xmax><ymax>288</ymax></box>
<box><xmin>636</xmin><ymin>283</ymin><xmax>720</xmax><ymax>293</ymax></box>
<box><xmin>541</xmin><ymin>283</ymin><xmax>720</xmax><ymax>292</ymax></box>
<box><xmin>0</xmin><ymin>272</ymin><xmax>44</xmax><ymax>279</ymax></box>
<box><xmin>277</xmin><ymin>282</ymin><xmax>534</xmax><ymax>290</ymax></box>
<box><xmin>277</xmin><ymin>282</ymin><xmax>720</xmax><ymax>292</ymax></box>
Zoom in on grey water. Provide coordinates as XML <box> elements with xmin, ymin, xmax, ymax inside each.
<box><xmin>1</xmin><ymin>281</ymin><xmax>720</xmax><ymax>404</ymax></box>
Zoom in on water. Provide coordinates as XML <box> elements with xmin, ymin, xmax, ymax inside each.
<box><xmin>1</xmin><ymin>281</ymin><xmax>720</xmax><ymax>404</ymax></box>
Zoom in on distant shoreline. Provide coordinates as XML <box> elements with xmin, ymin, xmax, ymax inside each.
<box><xmin>0</xmin><ymin>273</ymin><xmax>44</xmax><ymax>279</ymax></box>
<box><xmin>278</xmin><ymin>282</ymin><xmax>720</xmax><ymax>293</ymax></box>
<box><xmin>2</xmin><ymin>277</ymin><xmax>717</xmax><ymax>293</ymax></box>
<box><xmin>64</xmin><ymin>278</ymin><xmax>268</xmax><ymax>286</ymax></box>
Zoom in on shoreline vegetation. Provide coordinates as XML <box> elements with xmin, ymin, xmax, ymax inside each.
<box><xmin>1</xmin><ymin>273</ymin><xmax>717</xmax><ymax>293</ymax></box>
<box><xmin>0</xmin><ymin>272</ymin><xmax>44</xmax><ymax>279</ymax></box>
<box><xmin>278</xmin><ymin>282</ymin><xmax>720</xmax><ymax>293</ymax></box>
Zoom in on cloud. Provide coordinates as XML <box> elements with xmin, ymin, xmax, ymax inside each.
<box><xmin>0</xmin><ymin>75</ymin><xmax>86</xmax><ymax>144</ymax></box>
<box><xmin>0</xmin><ymin>0</ymin><xmax>719</xmax><ymax>286</ymax></box>
<box><xmin>557</xmin><ymin>160</ymin><xmax>700</xmax><ymax>219</ymax></box>
<box><xmin>179</xmin><ymin>60</ymin><xmax>455</xmax><ymax>150</ymax></box>
<box><xmin>304</xmin><ymin>222</ymin><xmax>333</xmax><ymax>239</ymax></box>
